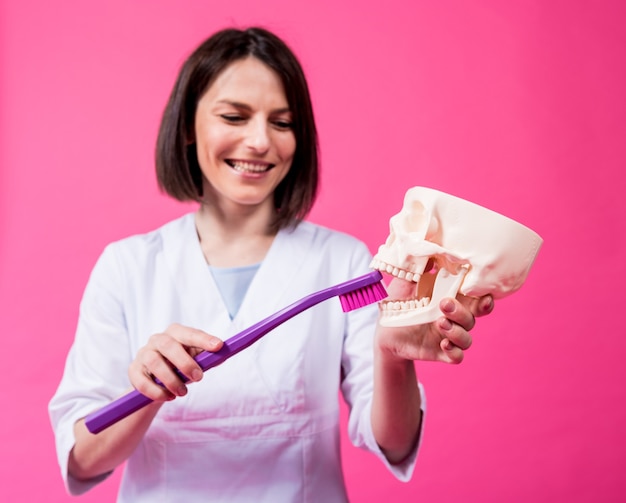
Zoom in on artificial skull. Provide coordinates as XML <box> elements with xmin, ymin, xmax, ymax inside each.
<box><xmin>370</xmin><ymin>187</ymin><xmax>543</xmax><ymax>326</ymax></box>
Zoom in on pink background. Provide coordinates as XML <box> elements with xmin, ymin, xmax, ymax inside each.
<box><xmin>1</xmin><ymin>1</ymin><xmax>625</xmax><ymax>501</ymax></box>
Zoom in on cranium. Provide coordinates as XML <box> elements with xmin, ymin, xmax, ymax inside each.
<box><xmin>370</xmin><ymin>187</ymin><xmax>543</xmax><ymax>326</ymax></box>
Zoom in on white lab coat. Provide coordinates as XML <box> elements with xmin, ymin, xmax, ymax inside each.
<box><xmin>49</xmin><ymin>213</ymin><xmax>423</xmax><ymax>502</ymax></box>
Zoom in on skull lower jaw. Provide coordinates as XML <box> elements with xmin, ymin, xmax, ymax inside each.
<box><xmin>371</xmin><ymin>263</ymin><xmax>470</xmax><ymax>326</ymax></box>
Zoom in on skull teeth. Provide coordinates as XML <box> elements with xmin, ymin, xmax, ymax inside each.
<box><xmin>380</xmin><ymin>298</ymin><xmax>431</xmax><ymax>312</ymax></box>
<box><xmin>369</xmin><ymin>259</ymin><xmax>421</xmax><ymax>282</ymax></box>
<box><xmin>369</xmin><ymin>258</ymin><xmax>432</xmax><ymax>313</ymax></box>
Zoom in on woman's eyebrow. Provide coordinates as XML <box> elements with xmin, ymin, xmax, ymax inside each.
<box><xmin>217</xmin><ymin>99</ymin><xmax>290</xmax><ymax>114</ymax></box>
<box><xmin>217</xmin><ymin>99</ymin><xmax>252</xmax><ymax>110</ymax></box>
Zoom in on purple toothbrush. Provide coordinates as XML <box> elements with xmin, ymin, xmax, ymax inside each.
<box><xmin>85</xmin><ymin>270</ymin><xmax>386</xmax><ymax>434</ymax></box>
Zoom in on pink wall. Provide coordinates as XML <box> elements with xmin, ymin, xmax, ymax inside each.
<box><xmin>2</xmin><ymin>1</ymin><xmax>625</xmax><ymax>501</ymax></box>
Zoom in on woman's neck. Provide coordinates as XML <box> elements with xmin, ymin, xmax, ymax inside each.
<box><xmin>195</xmin><ymin>202</ymin><xmax>278</xmax><ymax>268</ymax></box>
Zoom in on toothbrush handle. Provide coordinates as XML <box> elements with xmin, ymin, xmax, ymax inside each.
<box><xmin>85</xmin><ymin>271</ymin><xmax>383</xmax><ymax>434</ymax></box>
<box><xmin>89</xmin><ymin>389</ymin><xmax>153</xmax><ymax>431</ymax></box>
<box><xmin>85</xmin><ymin>299</ymin><xmax>317</xmax><ymax>434</ymax></box>
<box><xmin>86</xmin><ymin>349</ymin><xmax>232</xmax><ymax>433</ymax></box>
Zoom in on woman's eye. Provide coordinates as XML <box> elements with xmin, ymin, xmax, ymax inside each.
<box><xmin>220</xmin><ymin>114</ymin><xmax>245</xmax><ymax>123</ymax></box>
<box><xmin>272</xmin><ymin>120</ymin><xmax>293</xmax><ymax>130</ymax></box>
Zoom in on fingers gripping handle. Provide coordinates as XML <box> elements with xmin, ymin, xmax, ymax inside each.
<box><xmin>85</xmin><ymin>348</ymin><xmax>231</xmax><ymax>434</ymax></box>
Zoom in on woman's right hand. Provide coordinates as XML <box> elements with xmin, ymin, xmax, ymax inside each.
<box><xmin>128</xmin><ymin>323</ymin><xmax>224</xmax><ymax>402</ymax></box>
<box><xmin>70</xmin><ymin>323</ymin><xmax>222</xmax><ymax>482</ymax></box>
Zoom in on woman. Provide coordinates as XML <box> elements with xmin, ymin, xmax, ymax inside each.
<box><xmin>49</xmin><ymin>27</ymin><xmax>493</xmax><ymax>502</ymax></box>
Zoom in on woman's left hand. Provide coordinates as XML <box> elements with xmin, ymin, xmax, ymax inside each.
<box><xmin>375</xmin><ymin>278</ymin><xmax>494</xmax><ymax>364</ymax></box>
<box><xmin>370</xmin><ymin>279</ymin><xmax>494</xmax><ymax>462</ymax></box>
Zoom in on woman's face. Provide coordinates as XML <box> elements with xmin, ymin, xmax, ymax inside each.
<box><xmin>193</xmin><ymin>57</ymin><xmax>296</xmax><ymax>212</ymax></box>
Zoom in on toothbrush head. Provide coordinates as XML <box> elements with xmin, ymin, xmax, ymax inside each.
<box><xmin>338</xmin><ymin>271</ymin><xmax>388</xmax><ymax>312</ymax></box>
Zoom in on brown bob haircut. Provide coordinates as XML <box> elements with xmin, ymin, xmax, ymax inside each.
<box><xmin>156</xmin><ymin>27</ymin><xmax>319</xmax><ymax>230</ymax></box>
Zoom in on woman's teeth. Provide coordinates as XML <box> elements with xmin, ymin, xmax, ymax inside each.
<box><xmin>228</xmin><ymin>160</ymin><xmax>273</xmax><ymax>173</ymax></box>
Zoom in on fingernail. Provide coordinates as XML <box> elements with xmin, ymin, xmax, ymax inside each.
<box><xmin>441</xmin><ymin>299</ymin><xmax>455</xmax><ymax>314</ymax></box>
<box><xmin>191</xmin><ymin>369</ymin><xmax>203</xmax><ymax>382</ymax></box>
<box><xmin>440</xmin><ymin>318</ymin><xmax>453</xmax><ymax>332</ymax></box>
<box><xmin>177</xmin><ymin>385</ymin><xmax>188</xmax><ymax>396</ymax></box>
<box><xmin>482</xmin><ymin>297</ymin><xmax>494</xmax><ymax>313</ymax></box>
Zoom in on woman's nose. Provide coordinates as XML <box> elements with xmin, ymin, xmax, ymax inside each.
<box><xmin>245</xmin><ymin>119</ymin><xmax>270</xmax><ymax>153</ymax></box>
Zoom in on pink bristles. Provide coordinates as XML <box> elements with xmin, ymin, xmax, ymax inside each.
<box><xmin>339</xmin><ymin>281</ymin><xmax>388</xmax><ymax>312</ymax></box>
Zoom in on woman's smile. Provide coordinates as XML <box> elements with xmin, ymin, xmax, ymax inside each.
<box><xmin>225</xmin><ymin>159</ymin><xmax>275</xmax><ymax>175</ymax></box>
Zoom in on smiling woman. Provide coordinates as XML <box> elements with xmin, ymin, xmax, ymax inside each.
<box><xmin>155</xmin><ymin>27</ymin><xmax>319</xmax><ymax>233</ymax></box>
<box><xmin>48</xmin><ymin>26</ymin><xmax>493</xmax><ymax>502</ymax></box>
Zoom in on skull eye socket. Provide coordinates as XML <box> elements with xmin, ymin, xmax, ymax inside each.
<box><xmin>403</xmin><ymin>201</ymin><xmax>428</xmax><ymax>233</ymax></box>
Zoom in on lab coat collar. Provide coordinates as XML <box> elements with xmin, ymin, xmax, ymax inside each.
<box><xmin>160</xmin><ymin>213</ymin><xmax>315</xmax><ymax>335</ymax></box>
